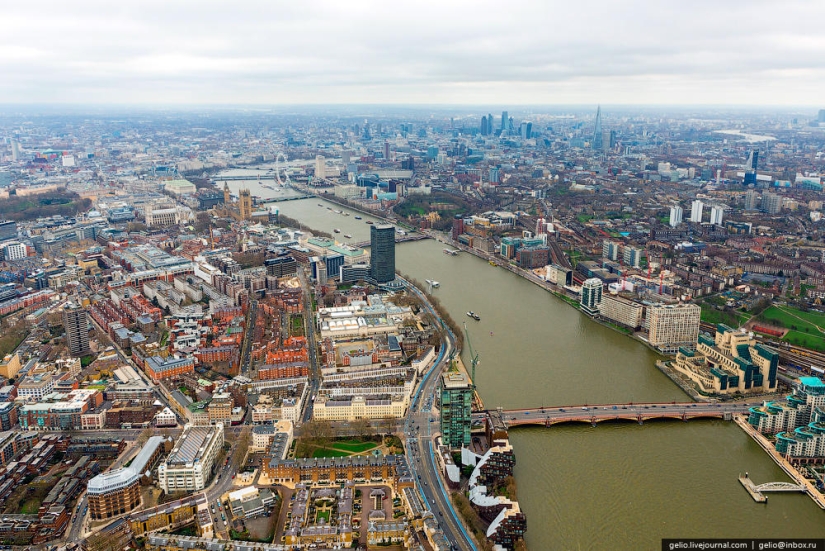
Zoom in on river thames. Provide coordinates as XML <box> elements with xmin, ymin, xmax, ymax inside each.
<box><xmin>222</xmin><ymin>175</ymin><xmax>825</xmax><ymax>549</ymax></box>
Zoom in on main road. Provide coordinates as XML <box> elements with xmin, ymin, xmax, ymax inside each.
<box><xmin>402</xmin><ymin>278</ymin><xmax>476</xmax><ymax>551</ymax></box>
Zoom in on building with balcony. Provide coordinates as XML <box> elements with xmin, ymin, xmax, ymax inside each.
<box><xmin>580</xmin><ymin>278</ymin><xmax>603</xmax><ymax>316</ymax></box>
<box><xmin>646</xmin><ymin>303</ymin><xmax>701</xmax><ymax>354</ymax></box>
<box><xmin>440</xmin><ymin>372</ymin><xmax>472</xmax><ymax>449</ymax></box>
<box><xmin>599</xmin><ymin>294</ymin><xmax>644</xmax><ymax>330</ymax></box>
<box><xmin>157</xmin><ymin>424</ymin><xmax>224</xmax><ymax>493</ymax></box>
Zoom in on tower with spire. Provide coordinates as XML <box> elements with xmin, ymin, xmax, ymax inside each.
<box><xmin>592</xmin><ymin>105</ymin><xmax>603</xmax><ymax>150</ymax></box>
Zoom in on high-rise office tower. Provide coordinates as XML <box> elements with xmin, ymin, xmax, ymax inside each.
<box><xmin>63</xmin><ymin>303</ymin><xmax>91</xmax><ymax>357</ymax></box>
<box><xmin>746</xmin><ymin>150</ymin><xmax>759</xmax><ymax>171</ymax></box>
<box><xmin>501</xmin><ymin>111</ymin><xmax>508</xmax><ymax>132</ymax></box>
<box><xmin>744</xmin><ymin>150</ymin><xmax>759</xmax><ymax>185</ymax></box>
<box><xmin>690</xmin><ymin>200</ymin><xmax>704</xmax><ymax>223</ymax></box>
<box><xmin>488</xmin><ymin>113</ymin><xmax>493</xmax><ymax>133</ymax></box>
<box><xmin>370</xmin><ymin>224</ymin><xmax>396</xmax><ymax>284</ymax></box>
<box><xmin>710</xmin><ymin>205</ymin><xmax>724</xmax><ymax>225</ymax></box>
<box><xmin>669</xmin><ymin>205</ymin><xmax>683</xmax><ymax>227</ymax></box>
<box><xmin>580</xmin><ymin>278</ymin><xmax>603</xmax><ymax>315</ymax></box>
<box><xmin>383</xmin><ymin>141</ymin><xmax>390</xmax><ymax>160</ymax></box>
<box><xmin>592</xmin><ymin>105</ymin><xmax>603</xmax><ymax>150</ymax></box>
<box><xmin>480</xmin><ymin>116</ymin><xmax>488</xmax><ymax>136</ymax></box>
<box><xmin>520</xmin><ymin>121</ymin><xmax>533</xmax><ymax>139</ymax></box>
<box><xmin>440</xmin><ymin>372</ymin><xmax>473</xmax><ymax>449</ymax></box>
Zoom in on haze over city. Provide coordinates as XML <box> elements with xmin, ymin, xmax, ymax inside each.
<box><xmin>2</xmin><ymin>0</ymin><xmax>825</xmax><ymax>105</ymax></box>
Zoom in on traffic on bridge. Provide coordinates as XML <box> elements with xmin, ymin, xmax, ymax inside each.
<box><xmin>476</xmin><ymin>402</ymin><xmax>753</xmax><ymax>427</ymax></box>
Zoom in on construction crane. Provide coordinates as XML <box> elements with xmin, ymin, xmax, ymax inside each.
<box><xmin>463</xmin><ymin>322</ymin><xmax>479</xmax><ymax>388</ymax></box>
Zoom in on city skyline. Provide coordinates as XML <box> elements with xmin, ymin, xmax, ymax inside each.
<box><xmin>2</xmin><ymin>0</ymin><xmax>825</xmax><ymax>106</ymax></box>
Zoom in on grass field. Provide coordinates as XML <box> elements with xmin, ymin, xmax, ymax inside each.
<box><xmin>758</xmin><ymin>306</ymin><xmax>825</xmax><ymax>351</ymax></box>
<box><xmin>699</xmin><ymin>305</ymin><xmax>751</xmax><ymax>328</ymax></box>
<box><xmin>19</xmin><ymin>498</ymin><xmax>41</xmax><ymax>515</ymax></box>
<box><xmin>316</xmin><ymin>510</ymin><xmax>331</xmax><ymax>523</ymax></box>
<box><xmin>311</xmin><ymin>448</ymin><xmax>350</xmax><ymax>458</ymax></box>
<box><xmin>330</xmin><ymin>441</ymin><xmax>378</xmax><ymax>453</ymax></box>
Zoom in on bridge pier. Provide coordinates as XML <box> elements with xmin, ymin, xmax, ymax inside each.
<box><xmin>637</xmin><ymin>415</ymin><xmax>643</xmax><ymax>425</ymax></box>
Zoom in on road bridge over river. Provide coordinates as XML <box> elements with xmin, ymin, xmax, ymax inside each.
<box><xmin>474</xmin><ymin>401</ymin><xmax>753</xmax><ymax>428</ymax></box>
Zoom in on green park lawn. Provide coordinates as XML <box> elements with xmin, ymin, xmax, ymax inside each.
<box><xmin>330</xmin><ymin>440</ymin><xmax>378</xmax><ymax>453</ymax></box>
<box><xmin>757</xmin><ymin>306</ymin><xmax>825</xmax><ymax>351</ymax></box>
<box><xmin>311</xmin><ymin>448</ymin><xmax>350</xmax><ymax>458</ymax></box>
<box><xmin>699</xmin><ymin>305</ymin><xmax>751</xmax><ymax>328</ymax></box>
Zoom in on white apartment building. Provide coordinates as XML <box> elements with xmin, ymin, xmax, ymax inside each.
<box><xmin>17</xmin><ymin>373</ymin><xmax>55</xmax><ymax>401</ymax></box>
<box><xmin>157</xmin><ymin>423</ymin><xmax>224</xmax><ymax>493</ymax></box>
<box><xmin>710</xmin><ymin>205</ymin><xmax>724</xmax><ymax>225</ymax></box>
<box><xmin>2</xmin><ymin>242</ymin><xmax>27</xmax><ymax>261</ymax></box>
<box><xmin>599</xmin><ymin>294</ymin><xmax>644</xmax><ymax>330</ymax></box>
<box><xmin>690</xmin><ymin>200</ymin><xmax>703</xmax><ymax>223</ymax></box>
<box><xmin>647</xmin><ymin>303</ymin><xmax>701</xmax><ymax>354</ymax></box>
<box><xmin>669</xmin><ymin>205</ymin><xmax>683</xmax><ymax>227</ymax></box>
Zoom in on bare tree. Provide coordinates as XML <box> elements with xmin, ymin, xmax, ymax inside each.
<box><xmin>378</xmin><ymin>416</ymin><xmax>396</xmax><ymax>437</ymax></box>
<box><xmin>352</xmin><ymin>418</ymin><xmax>373</xmax><ymax>442</ymax></box>
<box><xmin>137</xmin><ymin>427</ymin><xmax>153</xmax><ymax>446</ymax></box>
<box><xmin>303</xmin><ymin>419</ymin><xmax>333</xmax><ymax>450</ymax></box>
<box><xmin>232</xmin><ymin>426</ymin><xmax>251</xmax><ymax>470</ymax></box>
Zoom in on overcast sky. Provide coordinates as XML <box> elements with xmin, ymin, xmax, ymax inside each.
<box><xmin>2</xmin><ymin>0</ymin><xmax>823</xmax><ymax>106</ymax></box>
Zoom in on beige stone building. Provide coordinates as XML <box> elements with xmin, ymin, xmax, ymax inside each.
<box><xmin>647</xmin><ymin>303</ymin><xmax>701</xmax><ymax>354</ymax></box>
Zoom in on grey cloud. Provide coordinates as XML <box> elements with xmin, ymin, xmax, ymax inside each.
<box><xmin>0</xmin><ymin>0</ymin><xmax>823</xmax><ymax>104</ymax></box>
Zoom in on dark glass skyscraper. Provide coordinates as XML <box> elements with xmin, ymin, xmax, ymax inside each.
<box><xmin>370</xmin><ymin>224</ymin><xmax>396</xmax><ymax>284</ymax></box>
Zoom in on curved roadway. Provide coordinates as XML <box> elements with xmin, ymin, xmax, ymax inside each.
<box><xmin>402</xmin><ymin>278</ymin><xmax>476</xmax><ymax>551</ymax></box>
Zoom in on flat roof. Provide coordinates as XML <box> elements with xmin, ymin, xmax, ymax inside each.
<box><xmin>87</xmin><ymin>436</ymin><xmax>165</xmax><ymax>493</ymax></box>
<box><xmin>799</xmin><ymin>376</ymin><xmax>825</xmax><ymax>388</ymax></box>
<box><xmin>167</xmin><ymin>426</ymin><xmax>216</xmax><ymax>465</ymax></box>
